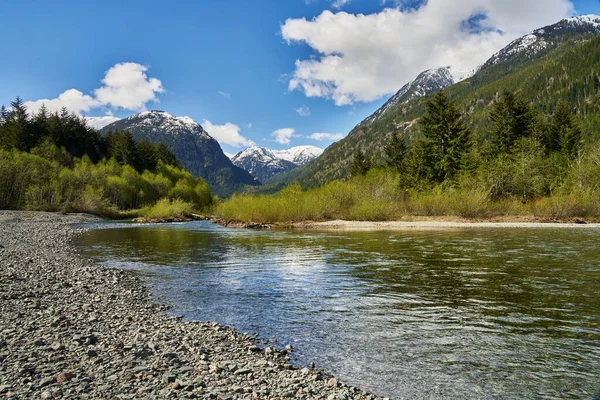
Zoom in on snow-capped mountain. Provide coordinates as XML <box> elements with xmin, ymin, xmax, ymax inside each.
<box><xmin>274</xmin><ymin>146</ymin><xmax>324</xmax><ymax>166</ymax></box>
<box><xmin>231</xmin><ymin>145</ymin><xmax>323</xmax><ymax>182</ymax></box>
<box><xmin>101</xmin><ymin>111</ymin><xmax>258</xmax><ymax>197</ymax></box>
<box><xmin>119</xmin><ymin>111</ymin><xmax>211</xmax><ymax>138</ymax></box>
<box><xmin>485</xmin><ymin>15</ymin><xmax>600</xmax><ymax>67</ymax></box>
<box><xmin>364</xmin><ymin>67</ymin><xmax>455</xmax><ymax>126</ymax></box>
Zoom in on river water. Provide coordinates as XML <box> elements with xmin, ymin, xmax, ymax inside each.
<box><xmin>76</xmin><ymin>221</ymin><xmax>600</xmax><ymax>399</ymax></box>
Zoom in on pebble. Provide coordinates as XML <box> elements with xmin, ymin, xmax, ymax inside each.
<box><xmin>0</xmin><ymin>211</ymin><xmax>387</xmax><ymax>400</ymax></box>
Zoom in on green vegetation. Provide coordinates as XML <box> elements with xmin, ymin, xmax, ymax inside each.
<box><xmin>0</xmin><ymin>98</ymin><xmax>212</xmax><ymax>218</ymax></box>
<box><xmin>297</xmin><ymin>34</ymin><xmax>600</xmax><ymax>187</ymax></box>
<box><xmin>139</xmin><ymin>198</ymin><xmax>195</xmax><ymax>220</ymax></box>
<box><xmin>218</xmin><ymin>89</ymin><xmax>600</xmax><ymax>223</ymax></box>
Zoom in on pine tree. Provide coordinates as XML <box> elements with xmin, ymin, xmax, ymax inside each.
<box><xmin>349</xmin><ymin>149</ymin><xmax>371</xmax><ymax>177</ymax></box>
<box><xmin>420</xmin><ymin>91</ymin><xmax>471</xmax><ymax>183</ymax></box>
<box><xmin>384</xmin><ymin>132</ymin><xmax>408</xmax><ymax>173</ymax></box>
<box><xmin>548</xmin><ymin>102</ymin><xmax>582</xmax><ymax>158</ymax></box>
<box><xmin>489</xmin><ymin>91</ymin><xmax>535</xmax><ymax>155</ymax></box>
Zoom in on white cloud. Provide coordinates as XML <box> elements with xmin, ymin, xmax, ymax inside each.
<box><xmin>296</xmin><ymin>105</ymin><xmax>311</xmax><ymax>116</ymax></box>
<box><xmin>202</xmin><ymin>119</ymin><xmax>255</xmax><ymax>148</ymax></box>
<box><xmin>271</xmin><ymin>128</ymin><xmax>295</xmax><ymax>145</ymax></box>
<box><xmin>25</xmin><ymin>89</ymin><xmax>101</xmax><ymax>115</ymax></box>
<box><xmin>218</xmin><ymin>91</ymin><xmax>232</xmax><ymax>99</ymax></box>
<box><xmin>332</xmin><ymin>0</ymin><xmax>351</xmax><ymax>9</ymax></box>
<box><xmin>85</xmin><ymin>116</ymin><xmax>121</xmax><ymax>130</ymax></box>
<box><xmin>309</xmin><ymin>132</ymin><xmax>345</xmax><ymax>141</ymax></box>
<box><xmin>94</xmin><ymin>62</ymin><xmax>164</xmax><ymax>110</ymax></box>
<box><xmin>245</xmin><ymin>123</ymin><xmax>253</xmax><ymax>129</ymax></box>
<box><xmin>24</xmin><ymin>62</ymin><xmax>164</xmax><ymax>124</ymax></box>
<box><xmin>282</xmin><ymin>0</ymin><xmax>574</xmax><ymax>105</ymax></box>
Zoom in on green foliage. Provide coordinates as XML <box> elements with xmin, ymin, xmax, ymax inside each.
<box><xmin>140</xmin><ymin>198</ymin><xmax>195</xmax><ymax>220</ymax></box>
<box><xmin>0</xmin><ymin>146</ymin><xmax>212</xmax><ymax>216</ymax></box>
<box><xmin>349</xmin><ymin>150</ymin><xmax>372</xmax><ymax>177</ymax></box>
<box><xmin>383</xmin><ymin>132</ymin><xmax>408</xmax><ymax>173</ymax></box>
<box><xmin>420</xmin><ymin>91</ymin><xmax>471</xmax><ymax>183</ymax></box>
<box><xmin>489</xmin><ymin>91</ymin><xmax>535</xmax><ymax>156</ymax></box>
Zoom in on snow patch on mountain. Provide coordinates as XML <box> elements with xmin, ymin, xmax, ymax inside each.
<box><xmin>364</xmin><ymin>66</ymin><xmax>455</xmax><ymax>126</ymax></box>
<box><xmin>123</xmin><ymin>110</ymin><xmax>210</xmax><ymax>138</ymax></box>
<box><xmin>231</xmin><ymin>145</ymin><xmax>323</xmax><ymax>182</ymax></box>
<box><xmin>274</xmin><ymin>146</ymin><xmax>324</xmax><ymax>166</ymax></box>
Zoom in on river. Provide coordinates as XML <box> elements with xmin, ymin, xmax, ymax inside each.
<box><xmin>76</xmin><ymin>221</ymin><xmax>600</xmax><ymax>399</ymax></box>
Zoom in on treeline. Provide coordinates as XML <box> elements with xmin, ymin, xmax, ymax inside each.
<box><xmin>219</xmin><ymin>90</ymin><xmax>600</xmax><ymax>222</ymax></box>
<box><xmin>0</xmin><ymin>98</ymin><xmax>212</xmax><ymax>216</ymax></box>
<box><xmin>357</xmin><ymin>90</ymin><xmax>585</xmax><ymax>201</ymax></box>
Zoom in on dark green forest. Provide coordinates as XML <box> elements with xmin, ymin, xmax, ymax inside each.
<box><xmin>0</xmin><ymin>98</ymin><xmax>212</xmax><ymax>217</ymax></box>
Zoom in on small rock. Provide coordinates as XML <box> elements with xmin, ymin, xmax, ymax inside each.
<box><xmin>56</xmin><ymin>372</ymin><xmax>75</xmax><ymax>383</ymax></box>
<box><xmin>327</xmin><ymin>378</ymin><xmax>339</xmax><ymax>387</ymax></box>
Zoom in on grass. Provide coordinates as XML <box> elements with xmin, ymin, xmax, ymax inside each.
<box><xmin>216</xmin><ymin>170</ymin><xmax>600</xmax><ymax>224</ymax></box>
<box><xmin>138</xmin><ymin>198</ymin><xmax>195</xmax><ymax>220</ymax></box>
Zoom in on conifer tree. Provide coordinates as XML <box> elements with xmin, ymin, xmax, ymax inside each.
<box><xmin>349</xmin><ymin>149</ymin><xmax>371</xmax><ymax>177</ymax></box>
<box><xmin>384</xmin><ymin>132</ymin><xmax>408</xmax><ymax>173</ymax></box>
<box><xmin>489</xmin><ymin>91</ymin><xmax>534</xmax><ymax>155</ymax></box>
<box><xmin>420</xmin><ymin>91</ymin><xmax>471</xmax><ymax>183</ymax></box>
<box><xmin>548</xmin><ymin>102</ymin><xmax>582</xmax><ymax>158</ymax></box>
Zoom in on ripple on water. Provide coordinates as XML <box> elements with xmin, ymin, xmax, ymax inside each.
<box><xmin>76</xmin><ymin>222</ymin><xmax>600</xmax><ymax>399</ymax></box>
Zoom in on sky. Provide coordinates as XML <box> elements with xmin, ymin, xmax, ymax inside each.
<box><xmin>1</xmin><ymin>0</ymin><xmax>599</xmax><ymax>156</ymax></box>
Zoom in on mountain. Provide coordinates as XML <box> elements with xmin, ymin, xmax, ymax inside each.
<box><xmin>231</xmin><ymin>145</ymin><xmax>323</xmax><ymax>182</ymax></box>
<box><xmin>289</xmin><ymin>15</ymin><xmax>600</xmax><ymax>188</ymax></box>
<box><xmin>274</xmin><ymin>146</ymin><xmax>324</xmax><ymax>166</ymax></box>
<box><xmin>362</xmin><ymin>67</ymin><xmax>455</xmax><ymax>126</ymax></box>
<box><xmin>101</xmin><ymin>111</ymin><xmax>259</xmax><ymax>197</ymax></box>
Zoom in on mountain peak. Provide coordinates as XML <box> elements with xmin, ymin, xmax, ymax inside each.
<box><xmin>363</xmin><ymin>66</ymin><xmax>455</xmax><ymax>126</ymax></box>
<box><xmin>124</xmin><ymin>110</ymin><xmax>208</xmax><ymax>138</ymax></box>
<box><xmin>231</xmin><ymin>145</ymin><xmax>323</xmax><ymax>182</ymax></box>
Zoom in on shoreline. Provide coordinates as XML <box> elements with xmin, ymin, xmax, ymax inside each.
<box><xmin>0</xmin><ymin>211</ymin><xmax>384</xmax><ymax>399</ymax></box>
<box><xmin>290</xmin><ymin>219</ymin><xmax>600</xmax><ymax>231</ymax></box>
<box><xmin>213</xmin><ymin>216</ymin><xmax>600</xmax><ymax>231</ymax></box>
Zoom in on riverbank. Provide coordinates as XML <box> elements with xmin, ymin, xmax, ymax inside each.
<box><xmin>291</xmin><ymin>218</ymin><xmax>600</xmax><ymax>231</ymax></box>
<box><xmin>0</xmin><ymin>211</ymin><xmax>384</xmax><ymax>400</ymax></box>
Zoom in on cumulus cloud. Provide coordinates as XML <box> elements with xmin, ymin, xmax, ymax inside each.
<box><xmin>296</xmin><ymin>105</ymin><xmax>311</xmax><ymax>116</ymax></box>
<box><xmin>271</xmin><ymin>128</ymin><xmax>295</xmax><ymax>145</ymax></box>
<box><xmin>218</xmin><ymin>91</ymin><xmax>232</xmax><ymax>99</ymax></box>
<box><xmin>25</xmin><ymin>89</ymin><xmax>101</xmax><ymax>115</ymax></box>
<box><xmin>85</xmin><ymin>116</ymin><xmax>121</xmax><ymax>130</ymax></box>
<box><xmin>282</xmin><ymin>0</ymin><xmax>574</xmax><ymax>105</ymax></box>
<box><xmin>94</xmin><ymin>63</ymin><xmax>164</xmax><ymax>110</ymax></box>
<box><xmin>24</xmin><ymin>62</ymin><xmax>164</xmax><ymax>123</ymax></box>
<box><xmin>309</xmin><ymin>132</ymin><xmax>345</xmax><ymax>141</ymax></box>
<box><xmin>202</xmin><ymin>120</ymin><xmax>255</xmax><ymax>148</ymax></box>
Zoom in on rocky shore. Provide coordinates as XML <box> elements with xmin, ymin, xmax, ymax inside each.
<box><xmin>0</xmin><ymin>211</ymin><xmax>385</xmax><ymax>400</ymax></box>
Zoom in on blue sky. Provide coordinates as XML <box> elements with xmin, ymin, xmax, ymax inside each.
<box><xmin>1</xmin><ymin>0</ymin><xmax>599</xmax><ymax>155</ymax></box>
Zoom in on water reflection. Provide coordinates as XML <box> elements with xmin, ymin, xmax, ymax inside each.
<box><xmin>77</xmin><ymin>222</ymin><xmax>600</xmax><ymax>399</ymax></box>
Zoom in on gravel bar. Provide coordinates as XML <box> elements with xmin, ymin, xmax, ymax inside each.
<box><xmin>0</xmin><ymin>211</ymin><xmax>386</xmax><ymax>400</ymax></box>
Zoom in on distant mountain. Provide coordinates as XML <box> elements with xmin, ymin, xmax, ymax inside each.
<box><xmin>101</xmin><ymin>111</ymin><xmax>259</xmax><ymax>197</ymax></box>
<box><xmin>289</xmin><ymin>15</ymin><xmax>600</xmax><ymax>188</ymax></box>
<box><xmin>274</xmin><ymin>146</ymin><xmax>324</xmax><ymax>166</ymax></box>
<box><xmin>231</xmin><ymin>145</ymin><xmax>323</xmax><ymax>182</ymax></box>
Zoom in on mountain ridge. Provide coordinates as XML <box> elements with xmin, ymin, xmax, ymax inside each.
<box><xmin>280</xmin><ymin>14</ymin><xmax>600</xmax><ymax>189</ymax></box>
<box><xmin>101</xmin><ymin>111</ymin><xmax>259</xmax><ymax>197</ymax></box>
<box><xmin>231</xmin><ymin>145</ymin><xmax>323</xmax><ymax>182</ymax></box>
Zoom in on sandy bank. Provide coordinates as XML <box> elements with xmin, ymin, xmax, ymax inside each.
<box><xmin>293</xmin><ymin>219</ymin><xmax>600</xmax><ymax>231</ymax></box>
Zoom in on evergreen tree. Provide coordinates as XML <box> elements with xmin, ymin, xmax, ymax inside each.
<box><xmin>420</xmin><ymin>91</ymin><xmax>471</xmax><ymax>183</ymax></box>
<box><xmin>384</xmin><ymin>132</ymin><xmax>408</xmax><ymax>173</ymax></box>
<box><xmin>109</xmin><ymin>131</ymin><xmax>139</xmax><ymax>168</ymax></box>
<box><xmin>349</xmin><ymin>149</ymin><xmax>371</xmax><ymax>177</ymax></box>
<box><xmin>548</xmin><ymin>102</ymin><xmax>582</xmax><ymax>158</ymax></box>
<box><xmin>489</xmin><ymin>91</ymin><xmax>534</xmax><ymax>155</ymax></box>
